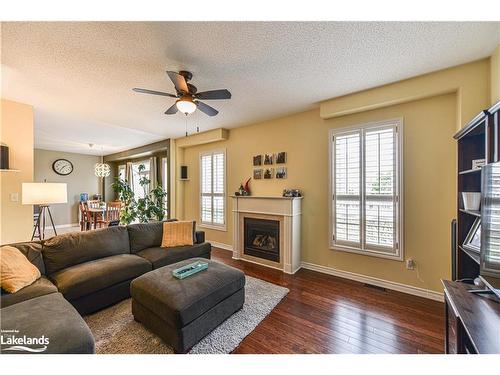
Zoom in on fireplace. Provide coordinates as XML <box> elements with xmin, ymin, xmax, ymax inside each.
<box><xmin>244</xmin><ymin>217</ymin><xmax>280</xmax><ymax>262</ymax></box>
<box><xmin>232</xmin><ymin>196</ymin><xmax>302</xmax><ymax>273</ymax></box>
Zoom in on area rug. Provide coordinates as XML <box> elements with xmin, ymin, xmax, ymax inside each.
<box><xmin>84</xmin><ymin>275</ymin><xmax>289</xmax><ymax>354</ymax></box>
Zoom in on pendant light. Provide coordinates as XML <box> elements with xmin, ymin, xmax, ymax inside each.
<box><xmin>92</xmin><ymin>144</ymin><xmax>111</xmax><ymax>178</ymax></box>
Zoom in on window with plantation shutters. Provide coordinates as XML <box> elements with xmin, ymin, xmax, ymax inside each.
<box><xmin>200</xmin><ymin>150</ymin><xmax>226</xmax><ymax>228</ymax></box>
<box><xmin>330</xmin><ymin>119</ymin><xmax>403</xmax><ymax>260</ymax></box>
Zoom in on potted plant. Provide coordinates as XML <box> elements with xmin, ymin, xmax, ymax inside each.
<box><xmin>113</xmin><ymin>164</ymin><xmax>167</xmax><ymax>224</ymax></box>
<box><xmin>112</xmin><ymin>177</ymin><xmax>137</xmax><ymax>225</ymax></box>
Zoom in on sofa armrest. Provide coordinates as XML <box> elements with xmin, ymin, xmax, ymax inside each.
<box><xmin>195</xmin><ymin>231</ymin><xmax>205</xmax><ymax>244</ymax></box>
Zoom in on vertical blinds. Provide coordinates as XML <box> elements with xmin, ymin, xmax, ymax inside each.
<box><xmin>201</xmin><ymin>151</ymin><xmax>225</xmax><ymax>226</ymax></box>
<box><xmin>332</xmin><ymin>122</ymin><xmax>400</xmax><ymax>257</ymax></box>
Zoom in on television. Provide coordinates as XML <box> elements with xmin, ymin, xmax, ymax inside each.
<box><xmin>480</xmin><ymin>161</ymin><xmax>500</xmax><ymax>298</ymax></box>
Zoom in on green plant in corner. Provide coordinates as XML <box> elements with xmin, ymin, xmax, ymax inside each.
<box><xmin>136</xmin><ymin>164</ymin><xmax>167</xmax><ymax>223</ymax></box>
<box><xmin>112</xmin><ymin>177</ymin><xmax>137</xmax><ymax>225</ymax></box>
<box><xmin>112</xmin><ymin>164</ymin><xmax>167</xmax><ymax>224</ymax></box>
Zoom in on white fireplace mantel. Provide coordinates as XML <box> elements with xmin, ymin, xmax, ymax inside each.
<box><xmin>231</xmin><ymin>195</ymin><xmax>302</xmax><ymax>274</ymax></box>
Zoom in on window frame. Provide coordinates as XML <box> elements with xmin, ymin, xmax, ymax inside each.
<box><xmin>199</xmin><ymin>149</ymin><xmax>227</xmax><ymax>231</ymax></box>
<box><xmin>329</xmin><ymin>118</ymin><xmax>404</xmax><ymax>261</ymax></box>
<box><xmin>161</xmin><ymin>156</ymin><xmax>169</xmax><ymax>219</ymax></box>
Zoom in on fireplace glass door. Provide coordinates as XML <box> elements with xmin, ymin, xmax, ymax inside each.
<box><xmin>244</xmin><ymin>217</ymin><xmax>280</xmax><ymax>262</ymax></box>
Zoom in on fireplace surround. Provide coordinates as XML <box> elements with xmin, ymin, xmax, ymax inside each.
<box><xmin>232</xmin><ymin>196</ymin><xmax>302</xmax><ymax>274</ymax></box>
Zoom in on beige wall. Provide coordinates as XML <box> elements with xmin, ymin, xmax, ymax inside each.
<box><xmin>491</xmin><ymin>45</ymin><xmax>500</xmax><ymax>105</ymax></box>
<box><xmin>182</xmin><ymin>94</ymin><xmax>457</xmax><ymax>293</ymax></box>
<box><xmin>0</xmin><ymin>99</ymin><xmax>34</xmax><ymax>245</ymax></box>
<box><xmin>320</xmin><ymin>59</ymin><xmax>490</xmax><ymax>130</ymax></box>
<box><xmin>34</xmin><ymin>149</ymin><xmax>100</xmax><ymax>225</ymax></box>
<box><xmin>178</xmin><ymin>59</ymin><xmax>492</xmax><ymax>294</ymax></box>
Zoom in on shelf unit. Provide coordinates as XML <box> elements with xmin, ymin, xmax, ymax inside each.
<box><xmin>458</xmin><ymin>209</ymin><xmax>481</xmax><ymax>217</ymax></box>
<box><xmin>459</xmin><ymin>245</ymin><xmax>480</xmax><ymax>265</ymax></box>
<box><xmin>453</xmin><ymin>101</ymin><xmax>500</xmax><ymax>280</ymax></box>
<box><xmin>458</xmin><ymin>168</ymin><xmax>481</xmax><ymax>175</ymax></box>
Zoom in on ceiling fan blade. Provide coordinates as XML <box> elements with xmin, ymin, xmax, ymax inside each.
<box><xmin>195</xmin><ymin>89</ymin><xmax>231</xmax><ymax>100</ymax></box>
<box><xmin>196</xmin><ymin>101</ymin><xmax>219</xmax><ymax>117</ymax></box>
<box><xmin>164</xmin><ymin>103</ymin><xmax>179</xmax><ymax>115</ymax></box>
<box><xmin>167</xmin><ymin>71</ymin><xmax>189</xmax><ymax>93</ymax></box>
<box><xmin>132</xmin><ymin>88</ymin><xmax>177</xmax><ymax>98</ymax></box>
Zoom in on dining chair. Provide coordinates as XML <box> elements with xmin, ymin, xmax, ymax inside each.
<box><xmin>100</xmin><ymin>201</ymin><xmax>121</xmax><ymax>227</ymax></box>
<box><xmin>79</xmin><ymin>202</ymin><xmax>92</xmax><ymax>231</ymax></box>
<box><xmin>86</xmin><ymin>200</ymin><xmax>101</xmax><ymax>209</ymax></box>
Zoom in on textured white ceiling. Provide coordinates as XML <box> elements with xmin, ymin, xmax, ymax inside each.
<box><xmin>1</xmin><ymin>22</ymin><xmax>499</xmax><ymax>155</ymax></box>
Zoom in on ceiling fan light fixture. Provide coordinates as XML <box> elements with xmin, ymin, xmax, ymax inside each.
<box><xmin>176</xmin><ymin>97</ymin><xmax>197</xmax><ymax>115</ymax></box>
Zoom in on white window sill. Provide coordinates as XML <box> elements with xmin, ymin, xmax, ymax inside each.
<box><xmin>330</xmin><ymin>244</ymin><xmax>403</xmax><ymax>262</ymax></box>
<box><xmin>198</xmin><ymin>223</ymin><xmax>227</xmax><ymax>232</ymax></box>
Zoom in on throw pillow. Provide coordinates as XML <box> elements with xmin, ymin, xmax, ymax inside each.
<box><xmin>161</xmin><ymin>221</ymin><xmax>195</xmax><ymax>248</ymax></box>
<box><xmin>1</xmin><ymin>245</ymin><xmax>41</xmax><ymax>293</ymax></box>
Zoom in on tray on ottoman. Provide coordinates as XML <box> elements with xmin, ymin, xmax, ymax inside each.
<box><xmin>130</xmin><ymin>258</ymin><xmax>245</xmax><ymax>353</ymax></box>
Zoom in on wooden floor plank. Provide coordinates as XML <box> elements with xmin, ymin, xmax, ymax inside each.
<box><xmin>211</xmin><ymin>247</ymin><xmax>445</xmax><ymax>354</ymax></box>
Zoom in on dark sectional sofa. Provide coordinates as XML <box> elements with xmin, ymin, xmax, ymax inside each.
<box><xmin>0</xmin><ymin>221</ymin><xmax>210</xmax><ymax>354</ymax></box>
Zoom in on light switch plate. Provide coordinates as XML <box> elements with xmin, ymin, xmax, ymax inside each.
<box><xmin>9</xmin><ymin>192</ymin><xmax>19</xmax><ymax>202</ymax></box>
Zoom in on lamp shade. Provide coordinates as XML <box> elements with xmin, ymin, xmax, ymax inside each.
<box><xmin>22</xmin><ymin>183</ymin><xmax>68</xmax><ymax>205</ymax></box>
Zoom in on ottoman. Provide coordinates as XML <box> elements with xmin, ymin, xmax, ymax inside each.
<box><xmin>130</xmin><ymin>258</ymin><xmax>245</xmax><ymax>353</ymax></box>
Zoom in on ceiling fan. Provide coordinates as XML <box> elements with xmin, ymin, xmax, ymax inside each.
<box><xmin>133</xmin><ymin>70</ymin><xmax>231</xmax><ymax>117</ymax></box>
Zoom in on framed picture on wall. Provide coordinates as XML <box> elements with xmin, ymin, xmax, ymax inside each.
<box><xmin>253</xmin><ymin>169</ymin><xmax>263</xmax><ymax>179</ymax></box>
<box><xmin>276</xmin><ymin>166</ymin><xmax>287</xmax><ymax>179</ymax></box>
<box><xmin>264</xmin><ymin>153</ymin><xmax>274</xmax><ymax>165</ymax></box>
<box><xmin>276</xmin><ymin>152</ymin><xmax>287</xmax><ymax>164</ymax></box>
<box><xmin>264</xmin><ymin>168</ymin><xmax>274</xmax><ymax>179</ymax></box>
<box><xmin>253</xmin><ymin>155</ymin><xmax>262</xmax><ymax>166</ymax></box>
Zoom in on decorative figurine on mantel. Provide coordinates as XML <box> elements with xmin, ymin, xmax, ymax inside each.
<box><xmin>283</xmin><ymin>189</ymin><xmax>302</xmax><ymax>197</ymax></box>
<box><xmin>235</xmin><ymin>178</ymin><xmax>252</xmax><ymax>196</ymax></box>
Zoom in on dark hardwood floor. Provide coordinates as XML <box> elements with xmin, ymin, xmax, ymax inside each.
<box><xmin>211</xmin><ymin>247</ymin><xmax>445</xmax><ymax>354</ymax></box>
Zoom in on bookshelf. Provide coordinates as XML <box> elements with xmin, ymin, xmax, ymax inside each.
<box><xmin>453</xmin><ymin>101</ymin><xmax>500</xmax><ymax>280</ymax></box>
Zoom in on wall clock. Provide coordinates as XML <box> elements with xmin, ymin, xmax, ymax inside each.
<box><xmin>52</xmin><ymin>159</ymin><xmax>74</xmax><ymax>176</ymax></box>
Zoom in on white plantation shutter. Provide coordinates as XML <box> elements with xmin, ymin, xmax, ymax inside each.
<box><xmin>333</xmin><ymin>132</ymin><xmax>361</xmax><ymax>245</ymax></box>
<box><xmin>200</xmin><ymin>150</ymin><xmax>225</xmax><ymax>227</ymax></box>
<box><xmin>331</xmin><ymin>120</ymin><xmax>402</xmax><ymax>259</ymax></box>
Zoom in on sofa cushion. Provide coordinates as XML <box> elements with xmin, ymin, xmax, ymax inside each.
<box><xmin>1</xmin><ymin>245</ymin><xmax>41</xmax><ymax>293</ymax></box>
<box><xmin>1</xmin><ymin>276</ymin><xmax>58</xmax><ymax>308</ymax></box>
<box><xmin>127</xmin><ymin>219</ymin><xmax>177</xmax><ymax>253</ymax></box>
<box><xmin>49</xmin><ymin>254</ymin><xmax>152</xmax><ymax>301</ymax></box>
<box><xmin>1</xmin><ymin>293</ymin><xmax>95</xmax><ymax>354</ymax></box>
<box><xmin>7</xmin><ymin>241</ymin><xmax>45</xmax><ymax>274</ymax></box>
<box><xmin>161</xmin><ymin>221</ymin><xmax>194</xmax><ymax>248</ymax></box>
<box><xmin>42</xmin><ymin>226</ymin><xmax>130</xmax><ymax>274</ymax></box>
<box><xmin>136</xmin><ymin>242</ymin><xmax>211</xmax><ymax>269</ymax></box>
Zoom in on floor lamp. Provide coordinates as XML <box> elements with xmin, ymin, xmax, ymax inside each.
<box><xmin>22</xmin><ymin>182</ymin><xmax>68</xmax><ymax>240</ymax></box>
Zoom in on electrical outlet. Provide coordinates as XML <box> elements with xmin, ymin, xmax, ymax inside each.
<box><xmin>406</xmin><ymin>258</ymin><xmax>415</xmax><ymax>270</ymax></box>
<box><xmin>9</xmin><ymin>192</ymin><xmax>19</xmax><ymax>202</ymax></box>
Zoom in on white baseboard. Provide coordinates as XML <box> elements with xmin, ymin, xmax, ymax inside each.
<box><xmin>204</xmin><ymin>242</ymin><xmax>443</xmax><ymax>302</ymax></box>
<box><xmin>209</xmin><ymin>241</ymin><xmax>234</xmax><ymax>252</ymax></box>
<box><xmin>54</xmin><ymin>223</ymin><xmax>79</xmax><ymax>229</ymax></box>
<box><xmin>301</xmin><ymin>261</ymin><xmax>444</xmax><ymax>302</ymax></box>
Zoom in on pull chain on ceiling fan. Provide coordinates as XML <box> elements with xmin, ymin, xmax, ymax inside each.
<box><xmin>133</xmin><ymin>70</ymin><xmax>231</xmax><ymax>117</ymax></box>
